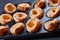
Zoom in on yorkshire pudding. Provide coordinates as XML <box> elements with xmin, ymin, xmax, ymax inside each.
<box><xmin>0</xmin><ymin>26</ymin><xmax>8</xmax><ymax>36</ymax></box>
<box><xmin>13</xmin><ymin>12</ymin><xmax>27</xmax><ymax>22</ymax></box>
<box><xmin>47</xmin><ymin>7</ymin><xmax>60</xmax><ymax>18</ymax></box>
<box><xmin>0</xmin><ymin>14</ymin><xmax>12</xmax><ymax>24</ymax></box>
<box><xmin>44</xmin><ymin>19</ymin><xmax>59</xmax><ymax>32</ymax></box>
<box><xmin>17</xmin><ymin>3</ymin><xmax>30</xmax><ymax>11</ymax></box>
<box><xmin>30</xmin><ymin>7</ymin><xmax>43</xmax><ymax>19</ymax></box>
<box><xmin>34</xmin><ymin>0</ymin><xmax>46</xmax><ymax>8</ymax></box>
<box><xmin>4</xmin><ymin>3</ymin><xmax>16</xmax><ymax>13</ymax></box>
<box><xmin>10</xmin><ymin>23</ymin><xmax>25</xmax><ymax>35</ymax></box>
<box><xmin>48</xmin><ymin>0</ymin><xmax>60</xmax><ymax>6</ymax></box>
<box><xmin>26</xmin><ymin>18</ymin><xmax>42</xmax><ymax>33</ymax></box>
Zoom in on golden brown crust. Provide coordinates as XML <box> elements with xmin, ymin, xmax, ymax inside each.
<box><xmin>0</xmin><ymin>26</ymin><xmax>8</xmax><ymax>36</ymax></box>
<box><xmin>34</xmin><ymin>0</ymin><xmax>46</xmax><ymax>8</ymax></box>
<box><xmin>44</xmin><ymin>19</ymin><xmax>59</xmax><ymax>31</ymax></box>
<box><xmin>13</xmin><ymin>12</ymin><xmax>28</xmax><ymax>22</ymax></box>
<box><xmin>10</xmin><ymin>23</ymin><xmax>25</xmax><ymax>35</ymax></box>
<box><xmin>30</xmin><ymin>7</ymin><xmax>43</xmax><ymax>19</ymax></box>
<box><xmin>48</xmin><ymin>0</ymin><xmax>60</xmax><ymax>6</ymax></box>
<box><xmin>4</xmin><ymin>3</ymin><xmax>16</xmax><ymax>13</ymax></box>
<box><xmin>26</xmin><ymin>18</ymin><xmax>42</xmax><ymax>33</ymax></box>
<box><xmin>0</xmin><ymin>14</ymin><xmax>12</xmax><ymax>24</ymax></box>
<box><xmin>17</xmin><ymin>3</ymin><xmax>30</xmax><ymax>11</ymax></box>
<box><xmin>47</xmin><ymin>7</ymin><xmax>60</xmax><ymax>18</ymax></box>
<box><xmin>59</xmin><ymin>0</ymin><xmax>60</xmax><ymax>4</ymax></box>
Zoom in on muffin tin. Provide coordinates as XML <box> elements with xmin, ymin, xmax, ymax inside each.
<box><xmin>0</xmin><ymin>0</ymin><xmax>60</xmax><ymax>39</ymax></box>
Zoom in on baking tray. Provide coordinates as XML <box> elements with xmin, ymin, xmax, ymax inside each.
<box><xmin>0</xmin><ymin>0</ymin><xmax>60</xmax><ymax>39</ymax></box>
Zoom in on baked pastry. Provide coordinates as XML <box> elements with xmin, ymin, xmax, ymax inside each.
<box><xmin>0</xmin><ymin>14</ymin><xmax>12</xmax><ymax>24</ymax></box>
<box><xmin>44</xmin><ymin>19</ymin><xmax>59</xmax><ymax>32</ymax></box>
<box><xmin>34</xmin><ymin>0</ymin><xmax>46</xmax><ymax>8</ymax></box>
<box><xmin>4</xmin><ymin>3</ymin><xmax>16</xmax><ymax>13</ymax></box>
<box><xmin>48</xmin><ymin>0</ymin><xmax>60</xmax><ymax>6</ymax></box>
<box><xmin>17</xmin><ymin>3</ymin><xmax>30</xmax><ymax>11</ymax></box>
<box><xmin>0</xmin><ymin>26</ymin><xmax>8</xmax><ymax>36</ymax></box>
<box><xmin>26</xmin><ymin>18</ymin><xmax>42</xmax><ymax>33</ymax></box>
<box><xmin>10</xmin><ymin>23</ymin><xmax>24</xmax><ymax>35</ymax></box>
<box><xmin>30</xmin><ymin>7</ymin><xmax>43</xmax><ymax>19</ymax></box>
<box><xmin>13</xmin><ymin>12</ymin><xmax>27</xmax><ymax>22</ymax></box>
<box><xmin>47</xmin><ymin>7</ymin><xmax>60</xmax><ymax>18</ymax></box>
<box><xmin>59</xmin><ymin>1</ymin><xmax>60</xmax><ymax>4</ymax></box>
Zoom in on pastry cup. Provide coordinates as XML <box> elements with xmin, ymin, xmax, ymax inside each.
<box><xmin>59</xmin><ymin>0</ymin><xmax>60</xmax><ymax>4</ymax></box>
<box><xmin>26</xmin><ymin>18</ymin><xmax>42</xmax><ymax>33</ymax></box>
<box><xmin>13</xmin><ymin>12</ymin><xmax>28</xmax><ymax>22</ymax></box>
<box><xmin>34</xmin><ymin>0</ymin><xmax>46</xmax><ymax>8</ymax></box>
<box><xmin>17</xmin><ymin>3</ymin><xmax>30</xmax><ymax>11</ymax></box>
<box><xmin>30</xmin><ymin>7</ymin><xmax>43</xmax><ymax>19</ymax></box>
<box><xmin>44</xmin><ymin>19</ymin><xmax>59</xmax><ymax>32</ymax></box>
<box><xmin>10</xmin><ymin>23</ymin><xmax>24</xmax><ymax>35</ymax></box>
<box><xmin>0</xmin><ymin>14</ymin><xmax>12</xmax><ymax>24</ymax></box>
<box><xmin>4</xmin><ymin>3</ymin><xmax>16</xmax><ymax>13</ymax></box>
<box><xmin>47</xmin><ymin>7</ymin><xmax>60</xmax><ymax>18</ymax></box>
<box><xmin>48</xmin><ymin>0</ymin><xmax>60</xmax><ymax>6</ymax></box>
<box><xmin>0</xmin><ymin>26</ymin><xmax>8</xmax><ymax>36</ymax></box>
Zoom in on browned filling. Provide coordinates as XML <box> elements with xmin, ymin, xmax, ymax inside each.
<box><xmin>7</xmin><ymin>5</ymin><xmax>15</xmax><ymax>12</ymax></box>
<box><xmin>2</xmin><ymin>15</ymin><xmax>11</xmax><ymax>20</ymax></box>
<box><xmin>17</xmin><ymin>14</ymin><xmax>23</xmax><ymax>17</ymax></box>
<box><xmin>27</xmin><ymin>19</ymin><xmax>36</xmax><ymax>28</ymax></box>
<box><xmin>50</xmin><ymin>0</ymin><xmax>58</xmax><ymax>4</ymax></box>
<box><xmin>32</xmin><ymin>10</ymin><xmax>38</xmax><ymax>15</ymax></box>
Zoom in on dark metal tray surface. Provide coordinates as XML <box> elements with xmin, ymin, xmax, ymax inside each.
<box><xmin>0</xmin><ymin>0</ymin><xmax>60</xmax><ymax>39</ymax></box>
